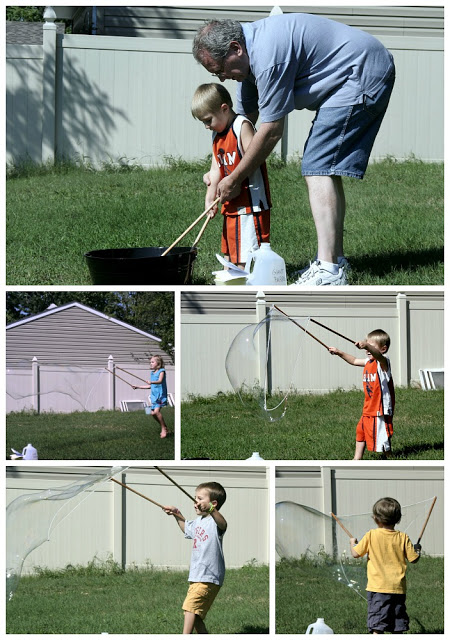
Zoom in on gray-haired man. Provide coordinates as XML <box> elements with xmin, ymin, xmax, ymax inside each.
<box><xmin>193</xmin><ymin>14</ymin><xmax>395</xmax><ymax>286</ymax></box>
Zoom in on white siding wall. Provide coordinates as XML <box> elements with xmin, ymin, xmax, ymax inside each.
<box><xmin>6</xmin><ymin>466</ymin><xmax>269</xmax><ymax>574</ymax></box>
<box><xmin>181</xmin><ymin>291</ymin><xmax>444</xmax><ymax>398</ymax></box>
<box><xmin>6</xmin><ymin>305</ymin><xmax>174</xmax><ymax>412</ymax></box>
<box><xmin>6</xmin><ymin>305</ymin><xmax>168</xmax><ymax>367</ymax></box>
<box><xmin>6</xmin><ymin>11</ymin><xmax>444</xmax><ymax>166</ymax></box>
<box><xmin>276</xmin><ymin>466</ymin><xmax>444</xmax><ymax>557</ymax></box>
<box><xmin>73</xmin><ymin>6</ymin><xmax>444</xmax><ymax>40</ymax></box>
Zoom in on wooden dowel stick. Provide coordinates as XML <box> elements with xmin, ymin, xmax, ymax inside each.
<box><xmin>192</xmin><ymin>213</ymin><xmax>212</xmax><ymax>248</ymax></box>
<box><xmin>111</xmin><ymin>477</ymin><xmax>165</xmax><ymax>509</ymax></box>
<box><xmin>273</xmin><ymin>305</ymin><xmax>329</xmax><ymax>350</ymax></box>
<box><xmin>417</xmin><ymin>496</ymin><xmax>437</xmax><ymax>544</ymax></box>
<box><xmin>161</xmin><ymin>198</ymin><xmax>220</xmax><ymax>256</ymax></box>
<box><xmin>103</xmin><ymin>367</ymin><xmax>135</xmax><ymax>388</ymax></box>
<box><xmin>154</xmin><ymin>466</ymin><xmax>195</xmax><ymax>502</ymax></box>
<box><xmin>331</xmin><ymin>512</ymin><xmax>354</xmax><ymax>538</ymax></box>
<box><xmin>309</xmin><ymin>318</ymin><xmax>355</xmax><ymax>345</ymax></box>
<box><xmin>115</xmin><ymin>366</ymin><xmax>149</xmax><ymax>385</ymax></box>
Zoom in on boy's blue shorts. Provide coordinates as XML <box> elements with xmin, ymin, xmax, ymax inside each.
<box><xmin>367</xmin><ymin>591</ymin><xmax>409</xmax><ymax>633</ymax></box>
<box><xmin>301</xmin><ymin>70</ymin><xmax>395</xmax><ymax>179</ymax></box>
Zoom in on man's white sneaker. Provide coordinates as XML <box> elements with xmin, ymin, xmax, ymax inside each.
<box><xmin>296</xmin><ymin>256</ymin><xmax>351</xmax><ymax>279</ymax></box>
<box><xmin>290</xmin><ymin>260</ymin><xmax>348</xmax><ymax>286</ymax></box>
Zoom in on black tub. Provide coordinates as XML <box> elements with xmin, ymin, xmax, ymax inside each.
<box><xmin>85</xmin><ymin>246</ymin><xmax>197</xmax><ymax>285</ymax></box>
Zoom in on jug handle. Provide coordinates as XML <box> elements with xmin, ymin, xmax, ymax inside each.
<box><xmin>244</xmin><ymin>251</ymin><xmax>254</xmax><ymax>275</ymax></box>
<box><xmin>306</xmin><ymin>625</ymin><xmax>313</xmax><ymax>634</ymax></box>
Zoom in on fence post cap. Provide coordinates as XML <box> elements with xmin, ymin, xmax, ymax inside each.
<box><xmin>43</xmin><ymin>6</ymin><xmax>57</xmax><ymax>22</ymax></box>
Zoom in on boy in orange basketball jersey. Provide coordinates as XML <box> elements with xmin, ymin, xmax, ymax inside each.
<box><xmin>192</xmin><ymin>83</ymin><xmax>271</xmax><ymax>268</ymax></box>
<box><xmin>329</xmin><ymin>329</ymin><xmax>395</xmax><ymax>459</ymax></box>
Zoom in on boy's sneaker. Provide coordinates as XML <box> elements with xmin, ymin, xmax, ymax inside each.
<box><xmin>296</xmin><ymin>256</ymin><xmax>351</xmax><ymax>279</ymax></box>
<box><xmin>290</xmin><ymin>260</ymin><xmax>348</xmax><ymax>286</ymax></box>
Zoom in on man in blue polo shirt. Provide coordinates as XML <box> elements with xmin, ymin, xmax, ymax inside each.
<box><xmin>193</xmin><ymin>13</ymin><xmax>395</xmax><ymax>286</ymax></box>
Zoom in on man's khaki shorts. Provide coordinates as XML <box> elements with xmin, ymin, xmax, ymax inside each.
<box><xmin>182</xmin><ymin>582</ymin><xmax>221</xmax><ymax>620</ymax></box>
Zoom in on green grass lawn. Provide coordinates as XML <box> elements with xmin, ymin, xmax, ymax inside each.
<box><xmin>181</xmin><ymin>388</ymin><xmax>443</xmax><ymax>460</ymax></box>
<box><xmin>6</xmin><ymin>157</ymin><xmax>443</xmax><ymax>285</ymax></box>
<box><xmin>6</xmin><ymin>561</ymin><xmax>269</xmax><ymax>634</ymax></box>
<box><xmin>276</xmin><ymin>556</ymin><xmax>444</xmax><ymax>634</ymax></box>
<box><xmin>6</xmin><ymin>409</ymin><xmax>175</xmax><ymax>460</ymax></box>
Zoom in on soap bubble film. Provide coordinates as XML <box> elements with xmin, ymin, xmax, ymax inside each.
<box><xmin>276</xmin><ymin>498</ymin><xmax>435</xmax><ymax>600</ymax></box>
<box><xmin>7</xmin><ymin>360</ymin><xmax>109</xmax><ymax>413</ymax></box>
<box><xmin>225</xmin><ymin>308</ymin><xmax>310</xmax><ymax>421</ymax></box>
<box><xmin>6</xmin><ymin>466</ymin><xmax>127</xmax><ymax>602</ymax></box>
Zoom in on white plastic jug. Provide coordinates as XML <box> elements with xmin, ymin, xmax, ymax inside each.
<box><xmin>246</xmin><ymin>452</ymin><xmax>265</xmax><ymax>460</ymax></box>
<box><xmin>306</xmin><ymin>618</ymin><xmax>334</xmax><ymax>634</ymax></box>
<box><xmin>245</xmin><ymin>243</ymin><xmax>287</xmax><ymax>286</ymax></box>
<box><xmin>22</xmin><ymin>444</ymin><xmax>38</xmax><ymax>460</ymax></box>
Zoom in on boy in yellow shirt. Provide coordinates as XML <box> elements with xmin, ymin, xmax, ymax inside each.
<box><xmin>350</xmin><ymin>497</ymin><xmax>420</xmax><ymax>634</ymax></box>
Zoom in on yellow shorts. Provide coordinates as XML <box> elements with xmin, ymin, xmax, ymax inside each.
<box><xmin>182</xmin><ymin>582</ymin><xmax>221</xmax><ymax>620</ymax></box>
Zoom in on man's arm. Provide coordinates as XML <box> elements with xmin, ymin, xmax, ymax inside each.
<box><xmin>217</xmin><ymin>118</ymin><xmax>284</xmax><ymax>202</ymax></box>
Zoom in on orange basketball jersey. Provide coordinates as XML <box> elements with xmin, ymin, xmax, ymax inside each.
<box><xmin>212</xmin><ymin>115</ymin><xmax>271</xmax><ymax>216</ymax></box>
<box><xmin>362</xmin><ymin>356</ymin><xmax>395</xmax><ymax>416</ymax></box>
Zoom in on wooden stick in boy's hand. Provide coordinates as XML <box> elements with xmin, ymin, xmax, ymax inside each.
<box><xmin>273</xmin><ymin>305</ymin><xmax>330</xmax><ymax>350</ymax></box>
<box><xmin>309</xmin><ymin>317</ymin><xmax>355</xmax><ymax>345</ymax></box>
<box><xmin>110</xmin><ymin>477</ymin><xmax>165</xmax><ymax>509</ymax></box>
<box><xmin>163</xmin><ymin>505</ymin><xmax>186</xmax><ymax>521</ymax></box>
<box><xmin>416</xmin><ymin>496</ymin><xmax>437</xmax><ymax>545</ymax></box>
<box><xmin>161</xmin><ymin>198</ymin><xmax>220</xmax><ymax>256</ymax></box>
<box><xmin>331</xmin><ymin>512</ymin><xmax>354</xmax><ymax>538</ymax></box>
<box><xmin>154</xmin><ymin>466</ymin><xmax>196</xmax><ymax>502</ymax></box>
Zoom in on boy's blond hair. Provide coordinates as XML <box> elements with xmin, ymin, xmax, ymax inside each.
<box><xmin>372</xmin><ymin>497</ymin><xmax>402</xmax><ymax>525</ymax></box>
<box><xmin>191</xmin><ymin>83</ymin><xmax>233</xmax><ymax>120</ymax></box>
<box><xmin>367</xmin><ymin>329</ymin><xmax>391</xmax><ymax>351</ymax></box>
<box><xmin>197</xmin><ymin>482</ymin><xmax>227</xmax><ymax>509</ymax></box>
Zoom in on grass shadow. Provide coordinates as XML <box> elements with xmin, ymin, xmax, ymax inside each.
<box><xmin>391</xmin><ymin>441</ymin><xmax>444</xmax><ymax>458</ymax></box>
<box><xmin>237</xmin><ymin>625</ymin><xmax>270</xmax><ymax>634</ymax></box>
<box><xmin>350</xmin><ymin>247</ymin><xmax>444</xmax><ymax>278</ymax></box>
<box><xmin>285</xmin><ymin>246</ymin><xmax>444</xmax><ymax>284</ymax></box>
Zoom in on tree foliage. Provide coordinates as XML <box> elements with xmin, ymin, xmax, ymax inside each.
<box><xmin>6</xmin><ymin>292</ymin><xmax>175</xmax><ymax>362</ymax></box>
<box><xmin>6</xmin><ymin>7</ymin><xmax>45</xmax><ymax>22</ymax></box>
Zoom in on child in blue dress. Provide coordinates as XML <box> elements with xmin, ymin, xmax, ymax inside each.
<box><xmin>133</xmin><ymin>355</ymin><xmax>169</xmax><ymax>438</ymax></box>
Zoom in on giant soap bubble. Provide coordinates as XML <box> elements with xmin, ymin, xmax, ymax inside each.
<box><xmin>225</xmin><ymin>307</ymin><xmax>311</xmax><ymax>421</ymax></box>
<box><xmin>6</xmin><ymin>361</ymin><xmax>108</xmax><ymax>413</ymax></box>
<box><xmin>6</xmin><ymin>466</ymin><xmax>127</xmax><ymax>602</ymax></box>
<box><xmin>276</xmin><ymin>498</ymin><xmax>436</xmax><ymax>600</ymax></box>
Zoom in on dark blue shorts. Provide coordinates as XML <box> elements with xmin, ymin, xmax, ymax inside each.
<box><xmin>367</xmin><ymin>591</ymin><xmax>409</xmax><ymax>633</ymax></box>
<box><xmin>302</xmin><ymin>70</ymin><xmax>396</xmax><ymax>179</ymax></box>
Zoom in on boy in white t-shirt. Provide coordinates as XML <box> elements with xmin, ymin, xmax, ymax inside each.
<box><xmin>164</xmin><ymin>481</ymin><xmax>227</xmax><ymax>634</ymax></box>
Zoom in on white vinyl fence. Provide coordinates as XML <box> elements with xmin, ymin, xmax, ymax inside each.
<box><xmin>181</xmin><ymin>291</ymin><xmax>444</xmax><ymax>399</ymax></box>
<box><xmin>6</xmin><ymin>466</ymin><xmax>269</xmax><ymax>574</ymax></box>
<box><xmin>276</xmin><ymin>466</ymin><xmax>444</xmax><ymax>557</ymax></box>
<box><xmin>6</xmin><ymin>355</ymin><xmax>174</xmax><ymax>414</ymax></box>
<box><xmin>6</xmin><ymin>13</ymin><xmax>444</xmax><ymax>166</ymax></box>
